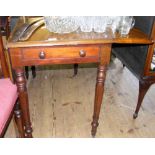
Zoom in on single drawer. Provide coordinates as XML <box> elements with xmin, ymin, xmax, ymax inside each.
<box><xmin>21</xmin><ymin>46</ymin><xmax>99</xmax><ymax>60</ymax></box>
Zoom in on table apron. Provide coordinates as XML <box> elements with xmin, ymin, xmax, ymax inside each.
<box><xmin>9</xmin><ymin>45</ymin><xmax>112</xmax><ymax>68</ymax></box>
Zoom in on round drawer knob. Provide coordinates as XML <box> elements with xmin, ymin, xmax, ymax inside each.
<box><xmin>39</xmin><ymin>51</ymin><xmax>46</xmax><ymax>59</ymax></box>
<box><xmin>79</xmin><ymin>50</ymin><xmax>86</xmax><ymax>57</ymax></box>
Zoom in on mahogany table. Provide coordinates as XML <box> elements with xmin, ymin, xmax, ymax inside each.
<box><xmin>7</xmin><ymin>17</ymin><xmax>152</xmax><ymax>137</ymax></box>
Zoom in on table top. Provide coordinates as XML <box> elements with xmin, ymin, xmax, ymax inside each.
<box><xmin>8</xmin><ymin>17</ymin><xmax>153</xmax><ymax>48</ymax></box>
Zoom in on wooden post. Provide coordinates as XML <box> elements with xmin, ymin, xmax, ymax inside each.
<box><xmin>15</xmin><ymin>67</ymin><xmax>33</xmax><ymax>137</ymax></box>
<box><xmin>91</xmin><ymin>44</ymin><xmax>111</xmax><ymax>137</ymax></box>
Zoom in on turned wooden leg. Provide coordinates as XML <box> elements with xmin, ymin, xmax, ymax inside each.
<box><xmin>25</xmin><ymin>66</ymin><xmax>29</xmax><ymax>79</ymax></box>
<box><xmin>31</xmin><ymin>66</ymin><xmax>36</xmax><ymax>78</ymax></box>
<box><xmin>25</xmin><ymin>66</ymin><xmax>36</xmax><ymax>79</ymax></box>
<box><xmin>15</xmin><ymin>68</ymin><xmax>33</xmax><ymax>137</ymax></box>
<box><xmin>73</xmin><ymin>64</ymin><xmax>78</xmax><ymax>76</ymax></box>
<box><xmin>133</xmin><ymin>80</ymin><xmax>152</xmax><ymax>119</ymax></box>
<box><xmin>14</xmin><ymin>101</ymin><xmax>25</xmax><ymax>138</ymax></box>
<box><xmin>91</xmin><ymin>65</ymin><xmax>107</xmax><ymax>137</ymax></box>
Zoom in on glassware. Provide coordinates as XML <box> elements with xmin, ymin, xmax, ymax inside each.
<box><xmin>78</xmin><ymin>16</ymin><xmax>93</xmax><ymax>32</ymax></box>
<box><xmin>44</xmin><ymin>16</ymin><xmax>79</xmax><ymax>33</ymax></box>
<box><xmin>109</xmin><ymin>16</ymin><xmax>122</xmax><ymax>34</ymax></box>
<box><xmin>44</xmin><ymin>16</ymin><xmax>135</xmax><ymax>36</ymax></box>
<box><xmin>119</xmin><ymin>16</ymin><xmax>135</xmax><ymax>37</ymax></box>
<box><xmin>93</xmin><ymin>16</ymin><xmax>107</xmax><ymax>33</ymax></box>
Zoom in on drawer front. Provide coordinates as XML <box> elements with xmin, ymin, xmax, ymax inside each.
<box><xmin>21</xmin><ymin>46</ymin><xmax>99</xmax><ymax>60</ymax></box>
<box><xmin>10</xmin><ymin>46</ymin><xmax>100</xmax><ymax>67</ymax></box>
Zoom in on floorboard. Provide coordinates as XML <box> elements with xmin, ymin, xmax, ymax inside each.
<box><xmin>5</xmin><ymin>59</ymin><xmax>155</xmax><ymax>137</ymax></box>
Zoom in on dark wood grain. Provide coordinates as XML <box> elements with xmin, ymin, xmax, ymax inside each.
<box><xmin>14</xmin><ymin>67</ymin><xmax>33</xmax><ymax>137</ymax></box>
<box><xmin>7</xmin><ymin>17</ymin><xmax>153</xmax><ymax>137</ymax></box>
<box><xmin>0</xmin><ymin>33</ymin><xmax>9</xmax><ymax>78</ymax></box>
<box><xmin>8</xmin><ymin>17</ymin><xmax>152</xmax><ymax>48</ymax></box>
<box><xmin>143</xmin><ymin>21</ymin><xmax>155</xmax><ymax>76</ymax></box>
<box><xmin>91</xmin><ymin>44</ymin><xmax>111</xmax><ymax>137</ymax></box>
<box><xmin>0</xmin><ymin>30</ymin><xmax>25</xmax><ymax>138</ymax></box>
<box><xmin>14</xmin><ymin>101</ymin><xmax>25</xmax><ymax>137</ymax></box>
<box><xmin>134</xmin><ymin>21</ymin><xmax>155</xmax><ymax>118</ymax></box>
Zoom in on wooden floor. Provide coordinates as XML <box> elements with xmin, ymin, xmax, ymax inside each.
<box><xmin>5</xmin><ymin>58</ymin><xmax>155</xmax><ymax>138</ymax></box>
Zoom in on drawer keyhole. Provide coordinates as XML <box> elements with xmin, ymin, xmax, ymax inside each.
<box><xmin>39</xmin><ymin>51</ymin><xmax>46</xmax><ymax>59</ymax></box>
<box><xmin>79</xmin><ymin>50</ymin><xmax>86</xmax><ymax>57</ymax></box>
